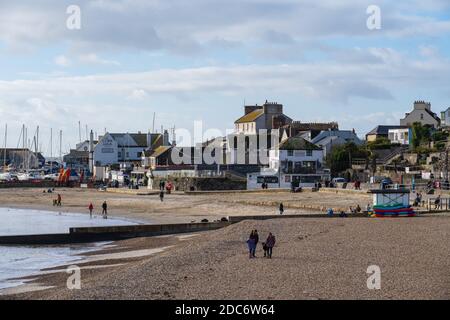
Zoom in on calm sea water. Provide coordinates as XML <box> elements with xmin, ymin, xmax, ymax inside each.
<box><xmin>0</xmin><ymin>208</ymin><xmax>139</xmax><ymax>290</ymax></box>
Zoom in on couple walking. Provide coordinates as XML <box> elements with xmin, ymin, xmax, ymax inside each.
<box><xmin>247</xmin><ymin>230</ymin><xmax>276</xmax><ymax>259</ymax></box>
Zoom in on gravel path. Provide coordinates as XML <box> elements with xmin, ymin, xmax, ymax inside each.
<box><xmin>7</xmin><ymin>216</ymin><xmax>449</xmax><ymax>300</ymax></box>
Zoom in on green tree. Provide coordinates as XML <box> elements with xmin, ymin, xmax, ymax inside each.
<box><xmin>411</xmin><ymin>122</ymin><xmax>431</xmax><ymax>149</ymax></box>
<box><xmin>327</xmin><ymin>142</ymin><xmax>368</xmax><ymax>175</ymax></box>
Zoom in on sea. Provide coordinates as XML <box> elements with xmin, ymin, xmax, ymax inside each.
<box><xmin>0</xmin><ymin>207</ymin><xmax>138</xmax><ymax>290</ymax></box>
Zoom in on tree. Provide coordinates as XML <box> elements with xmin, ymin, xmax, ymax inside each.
<box><xmin>411</xmin><ymin>122</ymin><xmax>431</xmax><ymax>149</ymax></box>
<box><xmin>327</xmin><ymin>142</ymin><xmax>368</xmax><ymax>175</ymax></box>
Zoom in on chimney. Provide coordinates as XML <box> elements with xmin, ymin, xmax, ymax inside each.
<box><xmin>163</xmin><ymin>130</ymin><xmax>170</xmax><ymax>146</ymax></box>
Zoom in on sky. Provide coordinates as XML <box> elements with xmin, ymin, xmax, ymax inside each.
<box><xmin>0</xmin><ymin>0</ymin><xmax>450</xmax><ymax>155</ymax></box>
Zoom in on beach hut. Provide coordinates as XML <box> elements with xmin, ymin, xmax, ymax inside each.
<box><xmin>367</xmin><ymin>188</ymin><xmax>415</xmax><ymax>217</ymax></box>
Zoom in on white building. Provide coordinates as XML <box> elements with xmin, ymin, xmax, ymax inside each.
<box><xmin>388</xmin><ymin>127</ymin><xmax>412</xmax><ymax>145</ymax></box>
<box><xmin>441</xmin><ymin>107</ymin><xmax>450</xmax><ymax>127</ymax></box>
<box><xmin>247</xmin><ymin>135</ymin><xmax>330</xmax><ymax>189</ymax></box>
<box><xmin>93</xmin><ymin>132</ymin><xmax>165</xmax><ymax>167</ymax></box>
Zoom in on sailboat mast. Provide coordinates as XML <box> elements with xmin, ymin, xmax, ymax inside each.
<box><xmin>78</xmin><ymin>121</ymin><xmax>82</xmax><ymax>143</ymax></box>
<box><xmin>50</xmin><ymin>128</ymin><xmax>53</xmax><ymax>173</ymax></box>
<box><xmin>36</xmin><ymin>125</ymin><xmax>39</xmax><ymax>154</ymax></box>
<box><xmin>59</xmin><ymin>130</ymin><xmax>62</xmax><ymax>165</ymax></box>
<box><xmin>3</xmin><ymin>123</ymin><xmax>7</xmax><ymax>170</ymax></box>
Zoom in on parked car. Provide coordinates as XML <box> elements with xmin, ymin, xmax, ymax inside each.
<box><xmin>44</xmin><ymin>173</ymin><xmax>59</xmax><ymax>181</ymax></box>
<box><xmin>0</xmin><ymin>173</ymin><xmax>11</xmax><ymax>181</ymax></box>
<box><xmin>332</xmin><ymin>177</ymin><xmax>347</xmax><ymax>184</ymax></box>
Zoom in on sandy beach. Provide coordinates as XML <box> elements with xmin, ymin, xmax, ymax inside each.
<box><xmin>2</xmin><ymin>216</ymin><xmax>448</xmax><ymax>300</ymax></box>
<box><xmin>0</xmin><ymin>188</ymin><xmax>371</xmax><ymax>224</ymax></box>
<box><xmin>0</xmin><ymin>188</ymin><xmax>448</xmax><ymax>300</ymax></box>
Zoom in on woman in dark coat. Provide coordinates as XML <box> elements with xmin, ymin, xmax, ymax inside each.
<box><xmin>265</xmin><ymin>233</ymin><xmax>276</xmax><ymax>259</ymax></box>
<box><xmin>247</xmin><ymin>231</ymin><xmax>257</xmax><ymax>259</ymax></box>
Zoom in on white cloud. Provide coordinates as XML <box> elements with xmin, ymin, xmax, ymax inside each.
<box><xmin>54</xmin><ymin>55</ymin><xmax>71</xmax><ymax>67</ymax></box>
<box><xmin>0</xmin><ymin>0</ymin><xmax>449</xmax><ymax>54</ymax></box>
<box><xmin>128</xmin><ymin>89</ymin><xmax>148</xmax><ymax>100</ymax></box>
<box><xmin>78</xmin><ymin>53</ymin><xmax>121</xmax><ymax>66</ymax></box>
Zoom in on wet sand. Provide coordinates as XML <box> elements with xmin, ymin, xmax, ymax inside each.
<box><xmin>2</xmin><ymin>216</ymin><xmax>449</xmax><ymax>300</ymax></box>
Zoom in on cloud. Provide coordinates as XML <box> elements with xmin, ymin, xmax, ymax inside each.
<box><xmin>78</xmin><ymin>53</ymin><xmax>121</xmax><ymax>66</ymax></box>
<box><xmin>54</xmin><ymin>55</ymin><xmax>71</xmax><ymax>67</ymax></box>
<box><xmin>127</xmin><ymin>89</ymin><xmax>148</xmax><ymax>100</ymax></box>
<box><xmin>0</xmin><ymin>0</ymin><xmax>449</xmax><ymax>55</ymax></box>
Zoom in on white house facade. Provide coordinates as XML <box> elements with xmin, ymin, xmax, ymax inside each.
<box><xmin>388</xmin><ymin>128</ymin><xmax>412</xmax><ymax>145</ymax></box>
<box><xmin>247</xmin><ymin>135</ymin><xmax>330</xmax><ymax>189</ymax></box>
<box><xmin>94</xmin><ymin>132</ymin><xmax>163</xmax><ymax>167</ymax></box>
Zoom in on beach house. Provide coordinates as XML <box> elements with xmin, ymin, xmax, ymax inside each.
<box><xmin>247</xmin><ymin>135</ymin><xmax>329</xmax><ymax>189</ymax></box>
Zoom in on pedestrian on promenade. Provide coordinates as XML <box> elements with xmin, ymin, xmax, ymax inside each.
<box><xmin>88</xmin><ymin>203</ymin><xmax>94</xmax><ymax>218</ymax></box>
<box><xmin>435</xmin><ymin>195</ymin><xmax>441</xmax><ymax>210</ymax></box>
<box><xmin>265</xmin><ymin>233</ymin><xmax>276</xmax><ymax>259</ymax></box>
<box><xmin>279</xmin><ymin>203</ymin><xmax>284</xmax><ymax>215</ymax></box>
<box><xmin>102</xmin><ymin>201</ymin><xmax>108</xmax><ymax>219</ymax></box>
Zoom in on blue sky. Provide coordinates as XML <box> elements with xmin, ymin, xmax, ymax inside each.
<box><xmin>0</xmin><ymin>0</ymin><xmax>450</xmax><ymax>154</ymax></box>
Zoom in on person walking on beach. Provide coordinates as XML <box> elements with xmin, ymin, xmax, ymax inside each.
<box><xmin>279</xmin><ymin>203</ymin><xmax>284</xmax><ymax>215</ymax></box>
<box><xmin>88</xmin><ymin>203</ymin><xmax>94</xmax><ymax>218</ymax></box>
<box><xmin>102</xmin><ymin>201</ymin><xmax>108</xmax><ymax>219</ymax></box>
<box><xmin>159</xmin><ymin>190</ymin><xmax>165</xmax><ymax>202</ymax></box>
<box><xmin>265</xmin><ymin>233</ymin><xmax>276</xmax><ymax>259</ymax></box>
<box><xmin>57</xmin><ymin>194</ymin><xmax>62</xmax><ymax>207</ymax></box>
<box><xmin>252</xmin><ymin>230</ymin><xmax>259</xmax><ymax>257</ymax></box>
<box><xmin>246</xmin><ymin>231</ymin><xmax>257</xmax><ymax>259</ymax></box>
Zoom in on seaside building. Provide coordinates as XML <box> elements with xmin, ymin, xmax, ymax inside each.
<box><xmin>440</xmin><ymin>107</ymin><xmax>450</xmax><ymax>127</ymax></box>
<box><xmin>400</xmin><ymin>101</ymin><xmax>440</xmax><ymax>128</ymax></box>
<box><xmin>388</xmin><ymin>128</ymin><xmax>412</xmax><ymax>145</ymax></box>
<box><xmin>310</xmin><ymin>129</ymin><xmax>362</xmax><ymax>157</ymax></box>
<box><xmin>64</xmin><ymin>138</ymin><xmax>98</xmax><ymax>172</ymax></box>
<box><xmin>247</xmin><ymin>135</ymin><xmax>330</xmax><ymax>189</ymax></box>
<box><xmin>366</xmin><ymin>125</ymin><xmax>408</xmax><ymax>142</ymax></box>
<box><xmin>93</xmin><ymin>131</ymin><xmax>165</xmax><ymax>167</ymax></box>
<box><xmin>281</xmin><ymin>121</ymin><xmax>339</xmax><ymax>140</ymax></box>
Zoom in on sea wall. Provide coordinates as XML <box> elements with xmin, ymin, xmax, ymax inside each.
<box><xmin>153</xmin><ymin>176</ymin><xmax>246</xmax><ymax>191</ymax></box>
<box><xmin>0</xmin><ymin>181</ymin><xmax>56</xmax><ymax>189</ymax></box>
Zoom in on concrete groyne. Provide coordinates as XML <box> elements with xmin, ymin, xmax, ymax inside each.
<box><xmin>0</xmin><ymin>221</ymin><xmax>230</xmax><ymax>245</ymax></box>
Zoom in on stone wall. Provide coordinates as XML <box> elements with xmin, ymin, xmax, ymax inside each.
<box><xmin>153</xmin><ymin>176</ymin><xmax>246</xmax><ymax>191</ymax></box>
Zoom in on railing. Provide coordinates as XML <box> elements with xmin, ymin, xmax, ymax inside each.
<box><xmin>427</xmin><ymin>197</ymin><xmax>450</xmax><ymax>211</ymax></box>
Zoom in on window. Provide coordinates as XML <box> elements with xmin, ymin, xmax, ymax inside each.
<box><xmin>421</xmin><ymin>113</ymin><xmax>424</xmax><ymax>120</ymax></box>
<box><xmin>287</xmin><ymin>150</ymin><xmax>294</xmax><ymax>156</ymax></box>
<box><xmin>306</xmin><ymin>150</ymin><xmax>313</xmax><ymax>157</ymax></box>
<box><xmin>257</xmin><ymin>176</ymin><xmax>279</xmax><ymax>184</ymax></box>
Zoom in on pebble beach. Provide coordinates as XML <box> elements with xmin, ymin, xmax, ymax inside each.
<box><xmin>3</xmin><ymin>216</ymin><xmax>449</xmax><ymax>300</ymax></box>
